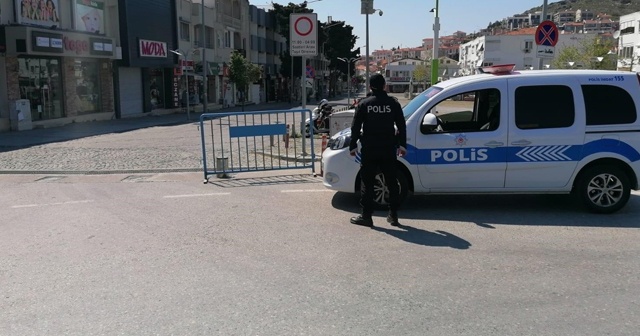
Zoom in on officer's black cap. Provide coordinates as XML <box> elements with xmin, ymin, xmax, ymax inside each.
<box><xmin>369</xmin><ymin>74</ymin><xmax>385</xmax><ymax>90</ymax></box>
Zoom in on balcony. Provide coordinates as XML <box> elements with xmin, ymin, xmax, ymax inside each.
<box><xmin>218</xmin><ymin>13</ymin><xmax>242</xmax><ymax>30</ymax></box>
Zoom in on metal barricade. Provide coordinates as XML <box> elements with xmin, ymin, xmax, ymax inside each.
<box><xmin>199</xmin><ymin>109</ymin><xmax>316</xmax><ymax>182</ymax></box>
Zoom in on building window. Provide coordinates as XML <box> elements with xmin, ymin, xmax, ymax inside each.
<box><xmin>180</xmin><ymin>22</ymin><xmax>190</xmax><ymax>41</ymax></box>
<box><xmin>206</xmin><ymin>27</ymin><xmax>215</xmax><ymax>49</ymax></box>
<box><xmin>73</xmin><ymin>60</ymin><xmax>102</xmax><ymax>114</ymax></box>
<box><xmin>515</xmin><ymin>85</ymin><xmax>574</xmax><ymax>129</ymax></box>
<box><xmin>224</xmin><ymin>30</ymin><xmax>231</xmax><ymax>48</ymax></box>
<box><xmin>18</xmin><ymin>57</ymin><xmax>63</xmax><ymax>120</ymax></box>
<box><xmin>194</xmin><ymin>25</ymin><xmax>202</xmax><ymax>47</ymax></box>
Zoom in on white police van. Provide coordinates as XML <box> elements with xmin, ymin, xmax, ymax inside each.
<box><xmin>321</xmin><ymin>65</ymin><xmax>640</xmax><ymax>213</ymax></box>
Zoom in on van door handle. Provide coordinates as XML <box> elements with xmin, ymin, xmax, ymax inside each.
<box><xmin>511</xmin><ymin>140</ymin><xmax>532</xmax><ymax>146</ymax></box>
<box><xmin>484</xmin><ymin>141</ymin><xmax>504</xmax><ymax>147</ymax></box>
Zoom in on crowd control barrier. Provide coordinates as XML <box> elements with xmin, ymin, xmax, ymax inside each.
<box><xmin>199</xmin><ymin>109</ymin><xmax>316</xmax><ymax>183</ymax></box>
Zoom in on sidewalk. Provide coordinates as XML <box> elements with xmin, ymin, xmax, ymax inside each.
<box><xmin>0</xmin><ymin>96</ymin><xmax>348</xmax><ymax>174</ymax></box>
<box><xmin>0</xmin><ymin>98</ymin><xmax>342</xmax><ymax>150</ymax></box>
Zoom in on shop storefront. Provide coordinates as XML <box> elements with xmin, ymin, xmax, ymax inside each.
<box><xmin>2</xmin><ymin>26</ymin><xmax>115</xmax><ymax>128</ymax></box>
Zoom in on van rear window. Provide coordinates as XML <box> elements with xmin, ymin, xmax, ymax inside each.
<box><xmin>515</xmin><ymin>85</ymin><xmax>575</xmax><ymax>129</ymax></box>
<box><xmin>582</xmin><ymin>85</ymin><xmax>637</xmax><ymax>125</ymax></box>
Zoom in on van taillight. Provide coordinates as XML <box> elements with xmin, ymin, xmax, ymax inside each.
<box><xmin>637</xmin><ymin>73</ymin><xmax>640</xmax><ymax>86</ymax></box>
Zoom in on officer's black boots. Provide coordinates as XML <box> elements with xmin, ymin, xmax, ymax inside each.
<box><xmin>387</xmin><ymin>210</ymin><xmax>400</xmax><ymax>226</ymax></box>
<box><xmin>350</xmin><ymin>215</ymin><xmax>373</xmax><ymax>227</ymax></box>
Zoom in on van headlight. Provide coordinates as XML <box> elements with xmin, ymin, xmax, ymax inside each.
<box><xmin>329</xmin><ymin>135</ymin><xmax>350</xmax><ymax>150</ymax></box>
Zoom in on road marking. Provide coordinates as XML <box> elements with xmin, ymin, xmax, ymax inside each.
<box><xmin>281</xmin><ymin>189</ymin><xmax>333</xmax><ymax>193</ymax></box>
<box><xmin>163</xmin><ymin>193</ymin><xmax>231</xmax><ymax>199</ymax></box>
<box><xmin>11</xmin><ymin>200</ymin><xmax>95</xmax><ymax>209</ymax></box>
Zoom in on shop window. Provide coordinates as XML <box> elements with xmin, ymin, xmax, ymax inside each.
<box><xmin>18</xmin><ymin>57</ymin><xmax>63</xmax><ymax>121</ymax></box>
<box><xmin>149</xmin><ymin>69</ymin><xmax>165</xmax><ymax>109</ymax></box>
<box><xmin>73</xmin><ymin>60</ymin><xmax>102</xmax><ymax>114</ymax></box>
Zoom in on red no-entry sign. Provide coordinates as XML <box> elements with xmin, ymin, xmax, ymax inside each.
<box><xmin>290</xmin><ymin>13</ymin><xmax>318</xmax><ymax>56</ymax></box>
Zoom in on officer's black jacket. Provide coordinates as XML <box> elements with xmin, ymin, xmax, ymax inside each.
<box><xmin>349</xmin><ymin>90</ymin><xmax>407</xmax><ymax>155</ymax></box>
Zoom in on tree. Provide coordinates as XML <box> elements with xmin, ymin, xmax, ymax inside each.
<box><xmin>321</xmin><ymin>21</ymin><xmax>358</xmax><ymax>96</ymax></box>
<box><xmin>412</xmin><ymin>62</ymin><xmax>431</xmax><ymax>86</ymax></box>
<box><xmin>270</xmin><ymin>2</ymin><xmax>358</xmax><ymax>97</ymax></box>
<box><xmin>552</xmin><ymin>35</ymin><xmax>617</xmax><ymax>70</ymax></box>
<box><xmin>228</xmin><ymin>50</ymin><xmax>262</xmax><ymax>111</ymax></box>
<box><xmin>271</xmin><ymin>2</ymin><xmax>313</xmax><ymax>78</ymax></box>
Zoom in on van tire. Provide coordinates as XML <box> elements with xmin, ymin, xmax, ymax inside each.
<box><xmin>576</xmin><ymin>165</ymin><xmax>630</xmax><ymax>214</ymax></box>
<box><xmin>359</xmin><ymin>168</ymin><xmax>409</xmax><ymax>210</ymax></box>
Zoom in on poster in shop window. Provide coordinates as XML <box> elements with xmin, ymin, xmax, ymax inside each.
<box><xmin>74</xmin><ymin>0</ymin><xmax>104</xmax><ymax>34</ymax></box>
<box><xmin>16</xmin><ymin>0</ymin><xmax>61</xmax><ymax>26</ymax></box>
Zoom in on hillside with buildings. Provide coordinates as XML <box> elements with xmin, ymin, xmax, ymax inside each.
<box><xmin>522</xmin><ymin>0</ymin><xmax>640</xmax><ymax>19</ymax></box>
<box><xmin>368</xmin><ymin>1</ymin><xmax>640</xmax><ymax>92</ymax></box>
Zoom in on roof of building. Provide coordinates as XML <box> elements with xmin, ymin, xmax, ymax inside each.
<box><xmin>501</xmin><ymin>27</ymin><xmax>537</xmax><ymax>35</ymax></box>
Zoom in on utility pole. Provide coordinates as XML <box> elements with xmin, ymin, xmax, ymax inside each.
<box><xmin>538</xmin><ymin>0</ymin><xmax>548</xmax><ymax>70</ymax></box>
<box><xmin>430</xmin><ymin>0</ymin><xmax>440</xmax><ymax>86</ymax></box>
<box><xmin>365</xmin><ymin>12</ymin><xmax>370</xmax><ymax>87</ymax></box>
<box><xmin>201</xmin><ymin>0</ymin><xmax>208</xmax><ymax>113</ymax></box>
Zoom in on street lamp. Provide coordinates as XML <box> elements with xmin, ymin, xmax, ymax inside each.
<box><xmin>429</xmin><ymin>1</ymin><xmax>439</xmax><ymax>86</ymax></box>
<box><xmin>365</xmin><ymin>8</ymin><xmax>383</xmax><ymax>89</ymax></box>
<box><xmin>319</xmin><ymin>19</ymin><xmax>344</xmax><ymax>100</ymax></box>
<box><xmin>171</xmin><ymin>49</ymin><xmax>198</xmax><ymax>121</ymax></box>
<box><xmin>337</xmin><ymin>56</ymin><xmax>360</xmax><ymax>104</ymax></box>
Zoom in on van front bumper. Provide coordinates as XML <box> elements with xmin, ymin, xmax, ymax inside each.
<box><xmin>321</xmin><ymin>147</ymin><xmax>360</xmax><ymax>193</ymax></box>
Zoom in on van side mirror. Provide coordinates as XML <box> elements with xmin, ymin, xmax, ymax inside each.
<box><xmin>421</xmin><ymin>113</ymin><xmax>438</xmax><ymax>133</ymax></box>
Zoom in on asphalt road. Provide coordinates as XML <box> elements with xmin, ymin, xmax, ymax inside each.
<box><xmin>1</xmin><ymin>170</ymin><xmax>639</xmax><ymax>336</ymax></box>
<box><xmin>1</xmin><ymin>92</ymin><xmax>639</xmax><ymax>335</ymax></box>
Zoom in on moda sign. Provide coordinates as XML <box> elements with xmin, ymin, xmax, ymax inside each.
<box><xmin>139</xmin><ymin>39</ymin><xmax>167</xmax><ymax>58</ymax></box>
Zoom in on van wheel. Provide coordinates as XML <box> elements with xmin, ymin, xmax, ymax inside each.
<box><xmin>360</xmin><ymin>169</ymin><xmax>409</xmax><ymax>210</ymax></box>
<box><xmin>577</xmin><ymin>165</ymin><xmax>630</xmax><ymax>214</ymax></box>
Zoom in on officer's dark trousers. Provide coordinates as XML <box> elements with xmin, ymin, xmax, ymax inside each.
<box><xmin>359</xmin><ymin>151</ymin><xmax>399</xmax><ymax>216</ymax></box>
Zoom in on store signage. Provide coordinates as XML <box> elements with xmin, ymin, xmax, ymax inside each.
<box><xmin>180</xmin><ymin>59</ymin><xmax>194</xmax><ymax>71</ymax></box>
<box><xmin>140</xmin><ymin>39</ymin><xmax>167</xmax><ymax>58</ymax></box>
<box><xmin>90</xmin><ymin>37</ymin><xmax>114</xmax><ymax>56</ymax></box>
<box><xmin>31</xmin><ymin>32</ymin><xmax>64</xmax><ymax>53</ymax></box>
<box><xmin>173</xmin><ymin>76</ymin><xmax>181</xmax><ymax>108</ymax></box>
<box><xmin>31</xmin><ymin>29</ymin><xmax>114</xmax><ymax>57</ymax></box>
<box><xmin>64</xmin><ymin>36</ymin><xmax>90</xmax><ymax>55</ymax></box>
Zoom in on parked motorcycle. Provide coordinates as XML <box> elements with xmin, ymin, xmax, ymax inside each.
<box><xmin>305</xmin><ymin>100</ymin><xmax>333</xmax><ymax>137</ymax></box>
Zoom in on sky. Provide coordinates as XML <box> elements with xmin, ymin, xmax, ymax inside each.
<box><xmin>265</xmin><ymin>0</ymin><xmax>560</xmax><ymax>52</ymax></box>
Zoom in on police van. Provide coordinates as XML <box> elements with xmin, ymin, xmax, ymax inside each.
<box><xmin>321</xmin><ymin>65</ymin><xmax>640</xmax><ymax>213</ymax></box>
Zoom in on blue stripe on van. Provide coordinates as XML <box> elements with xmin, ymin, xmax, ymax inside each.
<box><xmin>405</xmin><ymin>139</ymin><xmax>640</xmax><ymax>165</ymax></box>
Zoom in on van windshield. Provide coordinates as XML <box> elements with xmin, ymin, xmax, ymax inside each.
<box><xmin>403</xmin><ymin>86</ymin><xmax>443</xmax><ymax>119</ymax></box>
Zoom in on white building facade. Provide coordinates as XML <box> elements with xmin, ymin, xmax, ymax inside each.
<box><xmin>617</xmin><ymin>11</ymin><xmax>640</xmax><ymax>72</ymax></box>
<box><xmin>458</xmin><ymin>32</ymin><xmax>593</xmax><ymax>76</ymax></box>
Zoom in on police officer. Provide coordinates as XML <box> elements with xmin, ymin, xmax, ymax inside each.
<box><xmin>349</xmin><ymin>74</ymin><xmax>407</xmax><ymax>227</ymax></box>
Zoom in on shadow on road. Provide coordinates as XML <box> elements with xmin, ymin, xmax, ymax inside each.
<box><xmin>372</xmin><ymin>225</ymin><xmax>471</xmax><ymax>249</ymax></box>
<box><xmin>331</xmin><ymin>192</ymin><xmax>640</xmax><ymax>229</ymax></box>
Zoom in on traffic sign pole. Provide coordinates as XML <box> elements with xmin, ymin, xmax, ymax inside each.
<box><xmin>538</xmin><ymin>0</ymin><xmax>548</xmax><ymax>70</ymax></box>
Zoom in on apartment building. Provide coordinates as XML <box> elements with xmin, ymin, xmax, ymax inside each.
<box><xmin>248</xmin><ymin>5</ymin><xmax>286</xmax><ymax>103</ymax></box>
<box><xmin>0</xmin><ymin>0</ymin><xmax>118</xmax><ymax>132</ymax></box>
<box><xmin>617</xmin><ymin>11</ymin><xmax>640</xmax><ymax>72</ymax></box>
<box><xmin>554</xmin><ymin>10</ymin><xmax>576</xmax><ymax>25</ymax></box>
<box><xmin>384</xmin><ymin>58</ymin><xmax>424</xmax><ymax>93</ymax></box>
<box><xmin>458</xmin><ymin>28</ymin><xmax>592</xmax><ymax>76</ymax></box>
<box><xmin>576</xmin><ymin>9</ymin><xmax>595</xmax><ymax>22</ymax></box>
